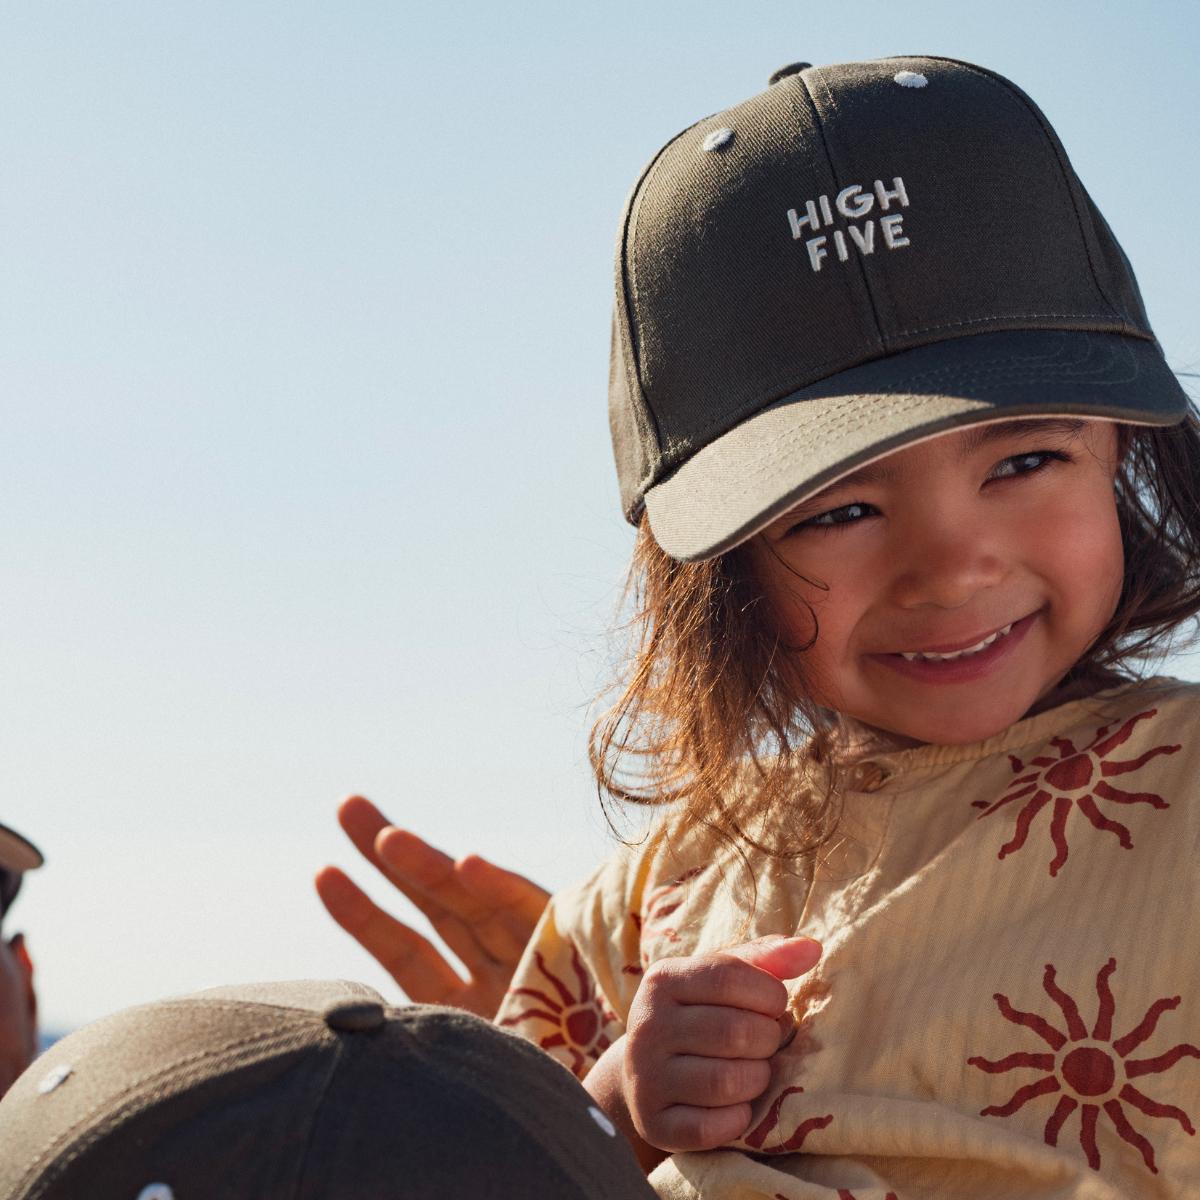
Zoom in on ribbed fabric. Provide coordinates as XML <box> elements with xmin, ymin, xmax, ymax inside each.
<box><xmin>496</xmin><ymin>677</ymin><xmax>1200</xmax><ymax>1198</ymax></box>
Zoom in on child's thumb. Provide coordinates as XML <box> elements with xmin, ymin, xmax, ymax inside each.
<box><xmin>721</xmin><ymin>935</ymin><xmax>822</xmax><ymax>981</ymax></box>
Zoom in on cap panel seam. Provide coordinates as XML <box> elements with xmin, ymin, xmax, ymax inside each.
<box><xmin>928</xmin><ymin>57</ymin><xmax>1125</xmax><ymax>328</ymax></box>
<box><xmin>892</xmin><ymin>310</ymin><xmax>1135</xmax><ymax>338</ymax></box>
<box><xmin>290</xmin><ymin>1039</ymin><xmax>346</xmax><ymax>1200</ymax></box>
<box><xmin>623</xmin><ymin>115</ymin><xmax>712</xmax><ymax>468</ymax></box>
<box><xmin>800</xmin><ymin>68</ymin><xmax>889</xmax><ymax>351</ymax></box>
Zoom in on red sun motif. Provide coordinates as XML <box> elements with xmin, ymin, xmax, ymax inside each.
<box><xmin>972</xmin><ymin>709</ymin><xmax>1180</xmax><ymax>876</ymax></box>
<box><xmin>774</xmin><ymin>1193</ymin><xmax>898</xmax><ymax>1200</ymax></box>
<box><xmin>968</xmin><ymin>958</ymin><xmax>1200</xmax><ymax>1174</ymax></box>
<box><xmin>498</xmin><ymin>943</ymin><xmax>617</xmax><ymax>1079</ymax></box>
<box><xmin>623</xmin><ymin>865</ymin><xmax>706</xmax><ymax>978</ymax></box>
<box><xmin>741</xmin><ymin>1086</ymin><xmax>833</xmax><ymax>1154</ymax></box>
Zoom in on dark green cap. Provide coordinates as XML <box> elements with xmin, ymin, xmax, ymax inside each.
<box><xmin>608</xmin><ymin>55</ymin><xmax>1189</xmax><ymax>561</ymax></box>
<box><xmin>0</xmin><ymin>980</ymin><xmax>656</xmax><ymax>1200</ymax></box>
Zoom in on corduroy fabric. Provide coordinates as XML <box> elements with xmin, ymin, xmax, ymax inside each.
<box><xmin>497</xmin><ymin>677</ymin><xmax>1200</xmax><ymax>1198</ymax></box>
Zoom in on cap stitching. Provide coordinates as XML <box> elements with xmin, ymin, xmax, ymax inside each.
<box><xmin>682</xmin><ymin>395</ymin><xmax>1132</xmax><ymax>506</ymax></box>
<box><xmin>14</xmin><ymin>1027</ymin><xmax>318</xmax><ymax>1194</ymax></box>
<box><xmin>642</xmin><ymin>321</ymin><xmax>1135</xmax><ymax>493</ymax></box>
<box><xmin>805</xmin><ymin>66</ymin><xmax>893</xmax><ymax>351</ymax></box>
<box><xmin>799</xmin><ymin>69</ymin><xmax>889</xmax><ymax>352</ymax></box>
<box><xmin>624</xmin><ymin>112</ymin><xmax>715</xmax><ymax>464</ymax></box>
<box><xmin>894</xmin><ymin>311</ymin><xmax>1129</xmax><ymax>338</ymax></box>
<box><xmin>932</xmin><ymin>58</ymin><xmax>1123</xmax><ymax>326</ymax></box>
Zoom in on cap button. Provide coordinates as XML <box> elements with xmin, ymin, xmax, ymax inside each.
<box><xmin>323</xmin><ymin>999</ymin><xmax>385</xmax><ymax>1033</ymax></box>
<box><xmin>768</xmin><ymin>62</ymin><xmax>812</xmax><ymax>85</ymax></box>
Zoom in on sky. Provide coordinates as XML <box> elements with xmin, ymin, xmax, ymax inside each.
<box><xmin>1</xmin><ymin>1</ymin><xmax>1197</xmax><ymax>1035</ymax></box>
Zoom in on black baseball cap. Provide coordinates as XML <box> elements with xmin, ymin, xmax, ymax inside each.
<box><xmin>608</xmin><ymin>55</ymin><xmax>1190</xmax><ymax>561</ymax></box>
<box><xmin>0</xmin><ymin>823</ymin><xmax>42</xmax><ymax>921</ymax></box>
<box><xmin>0</xmin><ymin>980</ymin><xmax>656</xmax><ymax>1200</ymax></box>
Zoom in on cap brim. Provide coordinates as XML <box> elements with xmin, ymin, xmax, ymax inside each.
<box><xmin>0</xmin><ymin>822</ymin><xmax>44</xmax><ymax>874</ymax></box>
<box><xmin>644</xmin><ymin>329</ymin><xmax>1191</xmax><ymax>561</ymax></box>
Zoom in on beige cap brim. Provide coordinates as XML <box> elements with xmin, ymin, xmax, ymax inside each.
<box><xmin>645</xmin><ymin>329</ymin><xmax>1190</xmax><ymax>562</ymax></box>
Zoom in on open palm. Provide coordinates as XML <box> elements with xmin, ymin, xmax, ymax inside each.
<box><xmin>316</xmin><ymin>795</ymin><xmax>550</xmax><ymax>1019</ymax></box>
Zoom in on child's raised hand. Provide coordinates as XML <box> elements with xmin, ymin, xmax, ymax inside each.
<box><xmin>315</xmin><ymin>794</ymin><xmax>550</xmax><ymax>1019</ymax></box>
<box><xmin>621</xmin><ymin>935</ymin><xmax>821</xmax><ymax>1153</ymax></box>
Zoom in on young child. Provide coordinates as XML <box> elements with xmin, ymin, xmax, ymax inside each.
<box><xmin>322</xmin><ymin>53</ymin><xmax>1200</xmax><ymax>1199</ymax></box>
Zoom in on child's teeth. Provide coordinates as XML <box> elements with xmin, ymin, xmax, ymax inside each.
<box><xmin>900</xmin><ymin>623</ymin><xmax>1014</xmax><ymax>663</ymax></box>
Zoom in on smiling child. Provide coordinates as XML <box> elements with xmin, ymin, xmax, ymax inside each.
<box><xmin>488</xmin><ymin>55</ymin><xmax>1200</xmax><ymax>1198</ymax></box>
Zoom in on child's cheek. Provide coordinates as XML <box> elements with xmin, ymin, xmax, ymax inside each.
<box><xmin>1045</xmin><ymin>491</ymin><xmax>1125</xmax><ymax>632</ymax></box>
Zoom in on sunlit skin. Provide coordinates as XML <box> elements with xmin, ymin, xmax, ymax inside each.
<box><xmin>0</xmin><ymin>932</ymin><xmax>37</xmax><ymax>1097</ymax></box>
<box><xmin>745</xmin><ymin>419</ymin><xmax>1126</xmax><ymax>747</ymax></box>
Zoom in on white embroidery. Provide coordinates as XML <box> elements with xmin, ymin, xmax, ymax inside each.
<box><xmin>787</xmin><ymin>176</ymin><xmax>911</xmax><ymax>271</ymax></box>
<box><xmin>702</xmin><ymin>127</ymin><xmax>734</xmax><ymax>152</ymax></box>
<box><xmin>837</xmin><ymin>184</ymin><xmax>873</xmax><ymax>220</ymax></box>
<box><xmin>894</xmin><ymin>70</ymin><xmax>928</xmax><ymax>88</ymax></box>
<box><xmin>881</xmin><ymin>213</ymin><xmax>910</xmax><ymax>249</ymax></box>
<box><xmin>874</xmin><ymin>176</ymin><xmax>908</xmax><ymax>211</ymax></box>
<box><xmin>848</xmin><ymin>222</ymin><xmax>875</xmax><ymax>254</ymax></box>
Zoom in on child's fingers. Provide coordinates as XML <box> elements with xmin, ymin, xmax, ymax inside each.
<box><xmin>719</xmin><ymin>935</ymin><xmax>822</xmax><ymax>981</ymax></box>
<box><xmin>640</xmin><ymin>952</ymin><xmax>790</xmax><ymax>1017</ymax></box>
<box><xmin>660</xmin><ymin>1053</ymin><xmax>772</xmax><ymax>1108</ymax></box>
<box><xmin>642</xmin><ymin>1101</ymin><xmax>755</xmax><ymax>1154</ymax></box>
<box><xmin>662</xmin><ymin>1003</ymin><xmax>784</xmax><ymax>1060</ymax></box>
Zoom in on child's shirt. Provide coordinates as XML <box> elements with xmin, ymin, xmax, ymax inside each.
<box><xmin>495</xmin><ymin>676</ymin><xmax>1200</xmax><ymax>1199</ymax></box>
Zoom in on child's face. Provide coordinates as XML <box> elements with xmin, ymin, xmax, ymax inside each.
<box><xmin>746</xmin><ymin>418</ymin><xmax>1125</xmax><ymax>746</ymax></box>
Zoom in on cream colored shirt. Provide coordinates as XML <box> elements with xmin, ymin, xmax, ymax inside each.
<box><xmin>495</xmin><ymin>677</ymin><xmax>1200</xmax><ymax>1199</ymax></box>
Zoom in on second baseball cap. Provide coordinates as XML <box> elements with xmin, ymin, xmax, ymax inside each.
<box><xmin>0</xmin><ymin>979</ymin><xmax>656</xmax><ymax>1200</ymax></box>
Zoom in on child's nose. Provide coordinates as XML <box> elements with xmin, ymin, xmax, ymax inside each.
<box><xmin>887</xmin><ymin>525</ymin><xmax>1008</xmax><ymax>611</ymax></box>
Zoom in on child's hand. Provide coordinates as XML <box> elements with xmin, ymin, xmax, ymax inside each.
<box><xmin>315</xmin><ymin>794</ymin><xmax>550</xmax><ymax>1019</ymax></box>
<box><xmin>622</xmin><ymin>935</ymin><xmax>821</xmax><ymax>1152</ymax></box>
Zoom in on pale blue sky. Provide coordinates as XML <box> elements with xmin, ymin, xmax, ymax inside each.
<box><xmin>2</xmin><ymin>1</ymin><xmax>1197</xmax><ymax>1032</ymax></box>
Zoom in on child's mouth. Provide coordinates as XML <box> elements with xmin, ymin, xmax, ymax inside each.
<box><xmin>898</xmin><ymin>622</ymin><xmax>1014</xmax><ymax>662</ymax></box>
<box><xmin>876</xmin><ymin>612</ymin><xmax>1038</xmax><ymax>683</ymax></box>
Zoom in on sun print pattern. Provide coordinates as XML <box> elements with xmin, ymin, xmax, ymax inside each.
<box><xmin>774</xmin><ymin>1193</ymin><xmax>898</xmax><ymax>1200</ymax></box>
<box><xmin>968</xmin><ymin>958</ymin><xmax>1199</xmax><ymax>1174</ymax></box>
<box><xmin>972</xmin><ymin>709</ymin><xmax>1180</xmax><ymax>875</ymax></box>
<box><xmin>741</xmin><ymin>1085</ymin><xmax>834</xmax><ymax>1154</ymax></box>
<box><xmin>498</xmin><ymin>941</ymin><xmax>618</xmax><ymax>1079</ymax></box>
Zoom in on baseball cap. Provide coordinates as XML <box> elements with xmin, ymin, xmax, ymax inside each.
<box><xmin>0</xmin><ymin>823</ymin><xmax>43</xmax><ymax>922</ymax></box>
<box><xmin>0</xmin><ymin>979</ymin><xmax>657</xmax><ymax>1200</ymax></box>
<box><xmin>608</xmin><ymin>54</ymin><xmax>1191</xmax><ymax>561</ymax></box>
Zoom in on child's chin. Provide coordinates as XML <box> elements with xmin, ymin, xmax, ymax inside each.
<box><xmin>874</xmin><ymin>698</ymin><xmax>1035</xmax><ymax>748</ymax></box>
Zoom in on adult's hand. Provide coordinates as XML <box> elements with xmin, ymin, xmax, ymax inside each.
<box><xmin>315</xmin><ymin>795</ymin><xmax>550</xmax><ymax>1019</ymax></box>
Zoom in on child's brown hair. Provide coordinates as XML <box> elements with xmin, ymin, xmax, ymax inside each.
<box><xmin>589</xmin><ymin>408</ymin><xmax>1200</xmax><ymax>864</ymax></box>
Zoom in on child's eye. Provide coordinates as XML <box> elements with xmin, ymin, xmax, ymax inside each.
<box><xmin>794</xmin><ymin>501</ymin><xmax>878</xmax><ymax>531</ymax></box>
<box><xmin>988</xmin><ymin>449</ymin><xmax>1072</xmax><ymax>481</ymax></box>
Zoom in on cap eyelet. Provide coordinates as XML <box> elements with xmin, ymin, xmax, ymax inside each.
<box><xmin>701</xmin><ymin>127</ymin><xmax>735</xmax><ymax>153</ymax></box>
<box><xmin>587</xmin><ymin>1105</ymin><xmax>617</xmax><ymax>1136</ymax></box>
<box><xmin>37</xmin><ymin>1064</ymin><xmax>73</xmax><ymax>1095</ymax></box>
